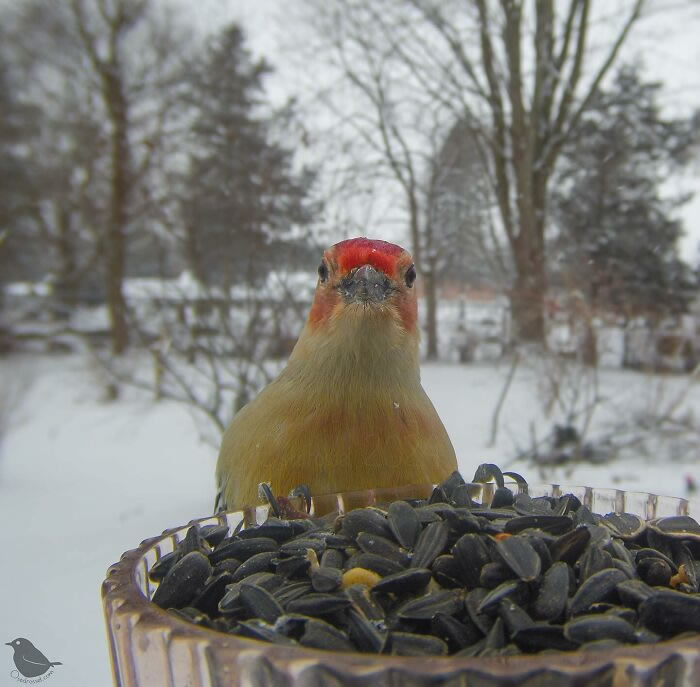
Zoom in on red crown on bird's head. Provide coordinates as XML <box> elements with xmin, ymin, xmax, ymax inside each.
<box><xmin>332</xmin><ymin>237</ymin><xmax>408</xmax><ymax>278</ymax></box>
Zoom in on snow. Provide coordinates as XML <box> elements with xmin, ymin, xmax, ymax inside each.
<box><xmin>0</xmin><ymin>355</ymin><xmax>215</xmax><ymax>687</ymax></box>
<box><xmin>119</xmin><ymin>270</ymin><xmax>315</xmax><ymax>305</ymax></box>
<box><xmin>0</xmin><ymin>352</ymin><xmax>698</xmax><ymax>686</ymax></box>
<box><xmin>4</xmin><ymin>281</ymin><xmax>53</xmax><ymax>297</ymax></box>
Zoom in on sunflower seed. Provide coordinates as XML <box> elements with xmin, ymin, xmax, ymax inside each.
<box><xmin>411</xmin><ymin>520</ymin><xmax>450</xmax><ymax>569</ymax></box>
<box><xmin>152</xmin><ymin>551</ymin><xmax>211</xmax><ymax>609</ymax></box>
<box><xmin>389</xmin><ymin>631</ymin><xmax>448</xmax><ymax>656</ymax></box>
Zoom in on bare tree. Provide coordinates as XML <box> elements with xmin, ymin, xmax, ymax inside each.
<box><xmin>7</xmin><ymin>0</ymin><xmax>190</xmax><ymax>353</ymax></box>
<box><xmin>69</xmin><ymin>0</ymin><xmax>142</xmax><ymax>353</ymax></box>
<box><xmin>302</xmin><ymin>0</ymin><xmax>646</xmax><ymax>344</ymax></box>
<box><xmin>516</xmin><ymin>352</ymin><xmax>699</xmax><ymax>476</ymax></box>
<box><xmin>297</xmin><ymin>2</ymin><xmax>450</xmax><ymax>357</ymax></box>
<box><xmin>98</xmin><ymin>273</ymin><xmax>312</xmax><ymax>446</ymax></box>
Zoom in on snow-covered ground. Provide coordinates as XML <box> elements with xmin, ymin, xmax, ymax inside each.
<box><xmin>0</xmin><ymin>352</ymin><xmax>698</xmax><ymax>686</ymax></box>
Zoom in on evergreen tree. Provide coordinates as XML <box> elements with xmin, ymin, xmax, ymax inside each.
<box><xmin>552</xmin><ymin>65</ymin><xmax>696</xmax><ymax>318</ymax></box>
<box><xmin>180</xmin><ymin>25</ymin><xmax>315</xmax><ymax>286</ymax></box>
<box><xmin>431</xmin><ymin>118</ymin><xmax>509</xmax><ymax>289</ymax></box>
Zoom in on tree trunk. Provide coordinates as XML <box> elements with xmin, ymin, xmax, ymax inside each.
<box><xmin>509</xmin><ymin>158</ymin><xmax>549</xmax><ymax>343</ymax></box>
<box><xmin>104</xmin><ymin>70</ymin><xmax>130</xmax><ymax>355</ymax></box>
<box><xmin>511</xmin><ymin>222</ymin><xmax>547</xmax><ymax>343</ymax></box>
<box><xmin>581</xmin><ymin>321</ymin><xmax>597</xmax><ymax>366</ymax></box>
<box><xmin>54</xmin><ymin>205</ymin><xmax>78</xmax><ymax>311</ymax></box>
<box><xmin>407</xmin><ymin>194</ymin><xmax>440</xmax><ymax>358</ymax></box>
<box><xmin>423</xmin><ymin>259</ymin><xmax>438</xmax><ymax>360</ymax></box>
<box><xmin>510</xmin><ymin>270</ymin><xmax>546</xmax><ymax>342</ymax></box>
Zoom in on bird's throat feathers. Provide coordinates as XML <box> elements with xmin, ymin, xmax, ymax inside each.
<box><xmin>289</xmin><ymin>303</ymin><xmax>421</xmax><ymax>394</ymax></box>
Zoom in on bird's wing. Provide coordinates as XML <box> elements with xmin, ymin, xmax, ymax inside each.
<box><xmin>20</xmin><ymin>652</ymin><xmax>49</xmax><ymax>666</ymax></box>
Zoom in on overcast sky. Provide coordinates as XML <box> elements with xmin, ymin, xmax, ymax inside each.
<box><xmin>171</xmin><ymin>0</ymin><xmax>700</xmax><ymax>264</ymax></box>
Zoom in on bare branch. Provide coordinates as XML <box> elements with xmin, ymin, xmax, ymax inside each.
<box><xmin>409</xmin><ymin>0</ymin><xmax>490</xmax><ymax>102</ymax></box>
<box><xmin>475</xmin><ymin>0</ymin><xmax>514</xmax><ymax>244</ymax></box>
<box><xmin>489</xmin><ymin>351</ymin><xmax>520</xmax><ymax>447</ymax></box>
<box><xmin>544</xmin><ymin>0</ymin><xmax>645</xmax><ymax>171</ymax></box>
<box><xmin>531</xmin><ymin>0</ymin><xmax>554</xmax><ymax>149</ymax></box>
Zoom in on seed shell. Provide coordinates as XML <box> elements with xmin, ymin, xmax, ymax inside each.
<box><xmin>356</xmin><ymin>531</ymin><xmax>409</xmax><ymax>565</ymax></box>
<box><xmin>477</xmin><ymin>580</ymin><xmax>524</xmax><ymax>614</ymax></box>
<box><xmin>149</xmin><ymin>550</ymin><xmax>182</xmax><ymax>582</ymax></box>
<box><xmin>239</xmin><ymin>583</ymin><xmax>284</xmax><ymax>624</ymax></box>
<box><xmin>209</xmin><ymin>537</ymin><xmax>279</xmax><ymax>565</ymax></box>
<box><xmin>513</xmin><ymin>624</ymin><xmax>579</xmax><ymax>653</ymax></box>
<box><xmin>341</xmin><ymin>508</ymin><xmax>392</xmax><ymax>541</ymax></box>
<box><xmin>387</xmin><ymin>500</ymin><xmax>421</xmax><ymax>548</ymax></box>
<box><xmin>286</xmin><ymin>593</ymin><xmax>352</xmax><ymax>617</ymax></box>
<box><xmin>431</xmin><ymin>612</ymin><xmax>482</xmax><ymax>652</ymax></box>
<box><xmin>494</xmin><ymin>534</ymin><xmax>541</xmax><ymax>581</ymax></box>
<box><xmin>230</xmin><ymin>551</ymin><xmax>277</xmax><ymax>582</ymax></box>
<box><xmin>569</xmin><ymin>568</ymin><xmax>628</xmax><ymax>616</ymax></box>
<box><xmin>505</xmin><ymin>514</ymin><xmax>573</xmax><ymax>535</ymax></box>
<box><xmin>347</xmin><ymin>608</ymin><xmax>388</xmax><ymax>653</ymax></box>
<box><xmin>199</xmin><ymin>524</ymin><xmax>230</xmax><ymax>548</ymax></box>
<box><xmin>152</xmin><ymin>551</ymin><xmax>211</xmax><ymax>609</ymax></box>
<box><xmin>299</xmin><ymin>618</ymin><xmax>354</xmax><ymax>652</ymax></box>
<box><xmin>638</xmin><ymin>589</ymin><xmax>700</xmax><ymax>636</ymax></box>
<box><xmin>564</xmin><ymin>614</ymin><xmax>637</xmax><ymax>645</ymax></box>
<box><xmin>372</xmin><ymin>567</ymin><xmax>432</xmax><ymax>595</ymax></box>
<box><xmin>345</xmin><ymin>583</ymin><xmax>386</xmax><ymax>621</ymax></box>
<box><xmin>532</xmin><ymin>561</ymin><xmax>569</xmax><ymax>622</ymax></box>
<box><xmin>389</xmin><ymin>631</ymin><xmax>449</xmax><ymax>656</ymax></box>
<box><xmin>345</xmin><ymin>552</ymin><xmax>404</xmax><ymax>577</ymax></box>
<box><xmin>453</xmin><ymin>533</ymin><xmax>491</xmax><ymax>588</ymax></box>
<box><xmin>649</xmin><ymin>516</ymin><xmax>700</xmax><ymax>541</ymax></box>
<box><xmin>411</xmin><ymin>520</ymin><xmax>450</xmax><ymax>569</ymax></box>
<box><xmin>311</xmin><ymin>566</ymin><xmax>343</xmax><ymax>592</ymax></box>
<box><xmin>396</xmin><ymin>589</ymin><xmax>463</xmax><ymax>620</ymax></box>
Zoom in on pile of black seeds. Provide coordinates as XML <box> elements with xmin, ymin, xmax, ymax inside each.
<box><xmin>149</xmin><ymin>465</ymin><xmax>700</xmax><ymax>657</ymax></box>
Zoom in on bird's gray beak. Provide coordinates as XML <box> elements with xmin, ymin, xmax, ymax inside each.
<box><xmin>5</xmin><ymin>642</ymin><xmax>11</xmax><ymax>646</ymax></box>
<box><xmin>339</xmin><ymin>264</ymin><xmax>392</xmax><ymax>304</ymax></box>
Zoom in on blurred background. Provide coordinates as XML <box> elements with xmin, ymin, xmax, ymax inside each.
<box><xmin>0</xmin><ymin>1</ymin><xmax>699</xmax><ymax>684</ymax></box>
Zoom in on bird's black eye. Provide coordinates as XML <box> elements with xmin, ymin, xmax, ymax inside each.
<box><xmin>405</xmin><ymin>264</ymin><xmax>416</xmax><ymax>288</ymax></box>
<box><xmin>318</xmin><ymin>261</ymin><xmax>329</xmax><ymax>282</ymax></box>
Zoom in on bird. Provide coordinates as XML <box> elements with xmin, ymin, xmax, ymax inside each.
<box><xmin>216</xmin><ymin>237</ymin><xmax>457</xmax><ymax>510</ymax></box>
<box><xmin>5</xmin><ymin>638</ymin><xmax>62</xmax><ymax>678</ymax></box>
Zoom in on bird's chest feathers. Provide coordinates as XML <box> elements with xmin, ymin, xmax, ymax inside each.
<box><xmin>300</xmin><ymin>389</ymin><xmax>418</xmax><ymax>439</ymax></box>
<box><xmin>260</xmin><ymin>311</ymin><xmax>430</xmax><ymax>465</ymax></box>
<box><xmin>265</xmin><ymin>397</ymin><xmax>427</xmax><ymax>491</ymax></box>
<box><xmin>273</xmin><ymin>366</ymin><xmax>428</xmax><ymax>460</ymax></box>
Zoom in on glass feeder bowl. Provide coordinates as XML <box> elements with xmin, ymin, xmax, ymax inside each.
<box><xmin>102</xmin><ymin>482</ymin><xmax>700</xmax><ymax>686</ymax></box>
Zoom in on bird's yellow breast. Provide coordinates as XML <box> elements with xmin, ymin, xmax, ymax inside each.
<box><xmin>217</xmin><ymin>375</ymin><xmax>456</xmax><ymax>509</ymax></box>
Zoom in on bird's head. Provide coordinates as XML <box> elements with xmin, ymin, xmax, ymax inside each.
<box><xmin>306</xmin><ymin>237</ymin><xmax>418</xmax><ymax>334</ymax></box>
<box><xmin>5</xmin><ymin>638</ymin><xmax>28</xmax><ymax>648</ymax></box>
